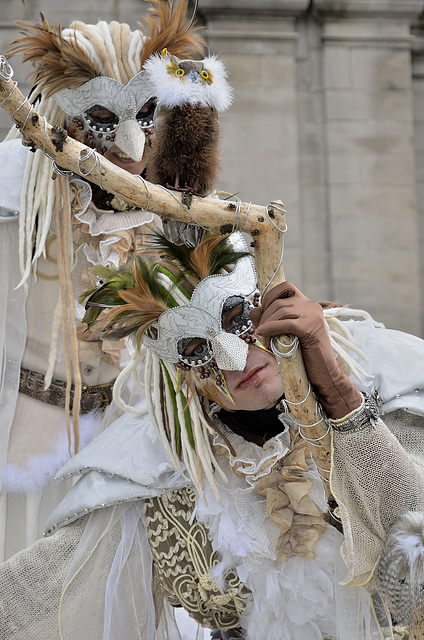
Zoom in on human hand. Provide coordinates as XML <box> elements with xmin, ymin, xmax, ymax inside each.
<box><xmin>250</xmin><ymin>282</ymin><xmax>362</xmax><ymax>419</ymax></box>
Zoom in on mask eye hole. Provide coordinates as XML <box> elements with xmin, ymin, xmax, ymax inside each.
<box><xmin>178</xmin><ymin>337</ymin><xmax>212</xmax><ymax>366</ymax></box>
<box><xmin>86</xmin><ymin>106</ymin><xmax>119</xmax><ymax>129</ymax></box>
<box><xmin>222</xmin><ymin>297</ymin><xmax>252</xmax><ymax>335</ymax></box>
<box><xmin>135</xmin><ymin>100</ymin><xmax>157</xmax><ymax>127</ymax></box>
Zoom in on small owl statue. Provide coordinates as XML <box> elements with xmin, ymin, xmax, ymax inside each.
<box><xmin>143</xmin><ymin>50</ymin><xmax>233</xmax><ymax>196</ymax></box>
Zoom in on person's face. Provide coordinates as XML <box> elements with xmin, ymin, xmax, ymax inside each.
<box><xmin>181</xmin><ymin>300</ymin><xmax>284</xmax><ymax>412</ymax></box>
<box><xmin>219</xmin><ymin>343</ymin><xmax>284</xmax><ymax>412</ymax></box>
<box><xmin>79</xmin><ymin>100</ymin><xmax>155</xmax><ymax>175</ymax></box>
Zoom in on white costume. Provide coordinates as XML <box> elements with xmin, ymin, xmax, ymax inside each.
<box><xmin>0</xmin><ymin>251</ymin><xmax>422</xmax><ymax>638</ymax></box>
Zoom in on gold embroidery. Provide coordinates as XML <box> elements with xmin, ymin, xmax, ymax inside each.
<box><xmin>144</xmin><ymin>487</ymin><xmax>251</xmax><ymax>630</ymax></box>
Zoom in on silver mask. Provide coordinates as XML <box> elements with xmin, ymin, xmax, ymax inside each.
<box><xmin>55</xmin><ymin>71</ymin><xmax>156</xmax><ymax>161</ymax></box>
<box><xmin>143</xmin><ymin>233</ymin><xmax>257</xmax><ymax>372</ymax></box>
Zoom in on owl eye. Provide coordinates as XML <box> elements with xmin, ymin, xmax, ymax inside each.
<box><xmin>199</xmin><ymin>69</ymin><xmax>214</xmax><ymax>85</ymax></box>
<box><xmin>175</xmin><ymin>68</ymin><xmax>185</xmax><ymax>77</ymax></box>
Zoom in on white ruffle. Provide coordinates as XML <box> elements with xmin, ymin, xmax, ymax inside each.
<box><xmin>194</xmin><ymin>437</ymin><xmax>339</xmax><ymax>640</ymax></box>
<box><xmin>74</xmin><ymin>200</ymin><xmax>154</xmax><ymax>268</ymax></box>
<box><xmin>210</xmin><ymin>408</ymin><xmax>293</xmax><ymax>486</ymax></box>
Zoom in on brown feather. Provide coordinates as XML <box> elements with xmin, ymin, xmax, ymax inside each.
<box><xmin>93</xmin><ymin>265</ymin><xmax>169</xmax><ymax>350</ymax></box>
<box><xmin>139</xmin><ymin>0</ymin><xmax>206</xmax><ymax>67</ymax></box>
<box><xmin>7</xmin><ymin>16</ymin><xmax>100</xmax><ymax>96</ymax></box>
<box><xmin>188</xmin><ymin>234</ymin><xmax>227</xmax><ymax>281</ymax></box>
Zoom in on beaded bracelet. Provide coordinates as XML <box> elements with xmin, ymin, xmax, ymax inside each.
<box><xmin>327</xmin><ymin>388</ymin><xmax>381</xmax><ymax>433</ymax></box>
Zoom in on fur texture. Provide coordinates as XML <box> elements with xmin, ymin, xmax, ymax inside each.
<box><xmin>144</xmin><ymin>52</ymin><xmax>233</xmax><ymax>195</ymax></box>
<box><xmin>147</xmin><ymin>104</ymin><xmax>221</xmax><ymax>195</ymax></box>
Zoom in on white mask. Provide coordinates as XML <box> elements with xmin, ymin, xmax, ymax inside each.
<box><xmin>55</xmin><ymin>71</ymin><xmax>156</xmax><ymax>161</ymax></box>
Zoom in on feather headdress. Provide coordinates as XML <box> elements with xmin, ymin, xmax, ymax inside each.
<box><xmin>7</xmin><ymin>0</ymin><xmax>206</xmax><ymax>96</ymax></box>
<box><xmin>81</xmin><ymin>231</ymin><xmax>248</xmax><ymax>342</ymax></box>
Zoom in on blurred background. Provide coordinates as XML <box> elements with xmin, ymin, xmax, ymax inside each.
<box><xmin>1</xmin><ymin>0</ymin><xmax>424</xmax><ymax>336</ymax></box>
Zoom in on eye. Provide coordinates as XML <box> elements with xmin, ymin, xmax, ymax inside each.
<box><xmin>88</xmin><ymin>107</ymin><xmax>119</xmax><ymax>124</ymax></box>
<box><xmin>177</xmin><ymin>337</ymin><xmax>213</xmax><ymax>367</ymax></box>
<box><xmin>183</xmin><ymin>339</ymin><xmax>207</xmax><ymax>358</ymax></box>
<box><xmin>222</xmin><ymin>297</ymin><xmax>252</xmax><ymax>335</ymax></box>
<box><xmin>222</xmin><ymin>303</ymin><xmax>244</xmax><ymax>333</ymax></box>
<box><xmin>136</xmin><ymin>100</ymin><xmax>156</xmax><ymax>127</ymax></box>
<box><xmin>199</xmin><ymin>69</ymin><xmax>213</xmax><ymax>85</ymax></box>
<box><xmin>85</xmin><ymin>106</ymin><xmax>119</xmax><ymax>131</ymax></box>
<box><xmin>175</xmin><ymin>68</ymin><xmax>185</xmax><ymax>77</ymax></box>
<box><xmin>136</xmin><ymin>100</ymin><xmax>156</xmax><ymax>116</ymax></box>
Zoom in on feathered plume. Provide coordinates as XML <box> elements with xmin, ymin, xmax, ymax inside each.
<box><xmin>376</xmin><ymin>510</ymin><xmax>424</xmax><ymax>626</ymax></box>
<box><xmin>7</xmin><ymin>1</ymin><xmax>205</xmax><ymax>98</ymax></box>
<box><xmin>139</xmin><ymin>0</ymin><xmax>206</xmax><ymax>67</ymax></box>
<box><xmin>80</xmin><ymin>256</ymin><xmax>177</xmax><ymax>350</ymax></box>
<box><xmin>7</xmin><ymin>14</ymin><xmax>99</xmax><ymax>97</ymax></box>
<box><xmin>80</xmin><ymin>231</ymin><xmax>250</xmax><ymax>347</ymax></box>
<box><xmin>150</xmin><ymin>231</ymin><xmax>250</xmax><ymax>281</ymax></box>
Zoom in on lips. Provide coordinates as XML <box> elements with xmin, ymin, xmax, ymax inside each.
<box><xmin>236</xmin><ymin>365</ymin><xmax>266</xmax><ymax>389</ymax></box>
<box><xmin>112</xmin><ymin>151</ymin><xmax>134</xmax><ymax>161</ymax></box>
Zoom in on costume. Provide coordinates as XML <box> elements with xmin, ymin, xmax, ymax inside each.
<box><xmin>0</xmin><ymin>1</ymin><xmax>207</xmax><ymax>561</ymax></box>
<box><xmin>0</xmin><ymin>231</ymin><xmax>423</xmax><ymax>639</ymax></box>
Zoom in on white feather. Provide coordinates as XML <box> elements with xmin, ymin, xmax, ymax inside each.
<box><xmin>143</xmin><ymin>54</ymin><xmax>233</xmax><ymax>112</ymax></box>
<box><xmin>3</xmin><ymin>411</ymin><xmax>103</xmax><ymax>493</ymax></box>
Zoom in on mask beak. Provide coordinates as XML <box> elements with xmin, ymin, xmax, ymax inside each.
<box><xmin>114</xmin><ymin>119</ymin><xmax>145</xmax><ymax>162</ymax></box>
<box><xmin>208</xmin><ymin>331</ymin><xmax>249</xmax><ymax>371</ymax></box>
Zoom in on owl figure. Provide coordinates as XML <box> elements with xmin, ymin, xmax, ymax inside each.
<box><xmin>144</xmin><ymin>51</ymin><xmax>233</xmax><ymax>197</ymax></box>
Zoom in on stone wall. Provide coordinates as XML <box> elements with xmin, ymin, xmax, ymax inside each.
<box><xmin>1</xmin><ymin>0</ymin><xmax>424</xmax><ymax>335</ymax></box>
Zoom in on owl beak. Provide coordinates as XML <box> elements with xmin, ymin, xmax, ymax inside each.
<box><xmin>187</xmin><ymin>70</ymin><xmax>200</xmax><ymax>84</ymax></box>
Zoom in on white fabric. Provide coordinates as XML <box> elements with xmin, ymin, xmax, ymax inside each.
<box><xmin>73</xmin><ymin>197</ymin><xmax>155</xmax><ymax>269</ymax></box>
<box><xmin>0</xmin><ymin>140</ymin><xmax>29</xmax><ymax>218</ymax></box>
<box><xmin>45</xmin><ymin>401</ymin><xmax>191</xmax><ymax>533</ymax></box>
<box><xmin>194</xmin><ymin>423</ymin><xmax>384</xmax><ymax>640</ymax></box>
<box><xmin>0</xmin><ymin>222</ymin><xmax>27</xmax><ymax>491</ymax></box>
<box><xmin>343</xmin><ymin>316</ymin><xmax>424</xmax><ymax>416</ymax></box>
<box><xmin>4</xmin><ymin>313</ymin><xmax>424</xmax><ymax>637</ymax></box>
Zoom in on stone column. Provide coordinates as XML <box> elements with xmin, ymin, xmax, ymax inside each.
<box><xmin>411</xmin><ymin>13</ymin><xmax>424</xmax><ymax>339</ymax></box>
<box><xmin>198</xmin><ymin>0</ymin><xmax>310</xmax><ymax>284</ymax></box>
<box><xmin>314</xmin><ymin>0</ymin><xmax>424</xmax><ymax>334</ymax></box>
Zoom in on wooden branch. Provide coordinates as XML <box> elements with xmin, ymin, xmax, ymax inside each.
<box><xmin>0</xmin><ymin>57</ymin><xmax>332</xmax><ymax>493</ymax></box>
<box><xmin>0</xmin><ymin>62</ymin><xmax>282</xmax><ymax>290</ymax></box>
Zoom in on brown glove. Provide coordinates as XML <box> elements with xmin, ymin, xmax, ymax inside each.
<box><xmin>250</xmin><ymin>282</ymin><xmax>362</xmax><ymax>419</ymax></box>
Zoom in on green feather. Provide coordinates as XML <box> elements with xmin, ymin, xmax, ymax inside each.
<box><xmin>162</xmin><ymin>362</ymin><xmax>182</xmax><ymax>457</ymax></box>
<box><xmin>149</xmin><ymin>231</ymin><xmax>250</xmax><ymax>278</ymax></box>
<box><xmin>179</xmin><ymin>391</ymin><xmax>195</xmax><ymax>450</ymax></box>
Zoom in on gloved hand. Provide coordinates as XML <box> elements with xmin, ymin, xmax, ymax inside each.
<box><xmin>250</xmin><ymin>282</ymin><xmax>362</xmax><ymax>419</ymax></box>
